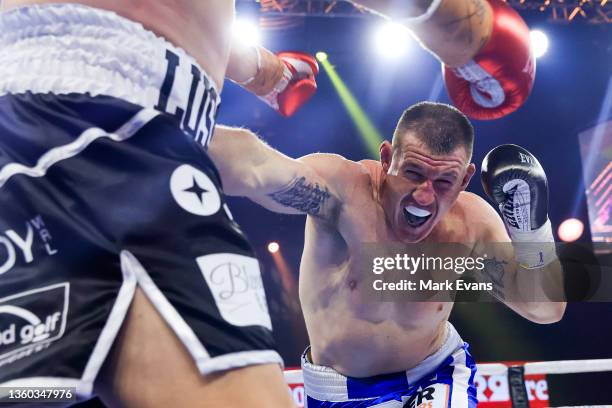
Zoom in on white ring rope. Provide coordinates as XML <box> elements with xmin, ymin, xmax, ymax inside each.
<box><xmin>285</xmin><ymin>358</ymin><xmax>612</xmax><ymax>383</ymax></box>
<box><xmin>285</xmin><ymin>360</ymin><xmax>612</xmax><ymax>408</ymax></box>
<box><xmin>477</xmin><ymin>359</ymin><xmax>612</xmax><ymax>376</ymax></box>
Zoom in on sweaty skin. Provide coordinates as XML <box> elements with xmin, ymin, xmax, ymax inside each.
<box><xmin>210</xmin><ymin>126</ymin><xmax>566</xmax><ymax>378</ymax></box>
<box><xmin>298</xmin><ymin>162</ymin><xmax>471</xmax><ymax>376</ymax></box>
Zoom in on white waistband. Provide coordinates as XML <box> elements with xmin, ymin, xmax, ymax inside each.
<box><xmin>301</xmin><ymin>322</ymin><xmax>464</xmax><ymax>402</ymax></box>
<box><xmin>0</xmin><ymin>3</ymin><xmax>221</xmax><ymax>146</ymax></box>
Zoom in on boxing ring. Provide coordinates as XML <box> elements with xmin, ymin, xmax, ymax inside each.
<box><xmin>284</xmin><ymin>359</ymin><xmax>612</xmax><ymax>407</ymax></box>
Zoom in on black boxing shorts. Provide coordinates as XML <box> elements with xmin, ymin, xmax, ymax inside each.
<box><xmin>0</xmin><ymin>3</ymin><xmax>282</xmax><ymax>400</ymax></box>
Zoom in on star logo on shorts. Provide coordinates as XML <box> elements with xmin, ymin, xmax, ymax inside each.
<box><xmin>184</xmin><ymin>177</ymin><xmax>209</xmax><ymax>204</ymax></box>
<box><xmin>170</xmin><ymin>165</ymin><xmax>221</xmax><ymax>216</ymax></box>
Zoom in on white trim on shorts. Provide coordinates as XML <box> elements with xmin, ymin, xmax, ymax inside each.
<box><xmin>0</xmin><ymin>3</ymin><xmax>220</xmax><ymax>102</ymax></box>
<box><xmin>122</xmin><ymin>250</ymin><xmax>284</xmax><ymax>376</ymax></box>
<box><xmin>0</xmin><ymin>377</ymin><xmax>80</xmax><ymax>389</ymax></box>
<box><xmin>77</xmin><ymin>252</ymin><xmax>139</xmax><ymax>397</ymax></box>
<box><xmin>120</xmin><ymin>250</ymin><xmax>212</xmax><ymax>365</ymax></box>
<box><xmin>0</xmin><ymin>108</ymin><xmax>160</xmax><ymax>189</ymax></box>
<box><xmin>301</xmin><ymin>322</ymin><xmax>463</xmax><ymax>402</ymax></box>
<box><xmin>449</xmin><ymin>345</ymin><xmax>474</xmax><ymax>408</ymax></box>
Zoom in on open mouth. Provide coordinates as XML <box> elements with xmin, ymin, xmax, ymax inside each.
<box><xmin>403</xmin><ymin>205</ymin><xmax>432</xmax><ymax>228</ymax></box>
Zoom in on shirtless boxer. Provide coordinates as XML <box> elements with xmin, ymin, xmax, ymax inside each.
<box><xmin>206</xmin><ymin>3</ymin><xmax>557</xmax><ymax>405</ymax></box>
<box><xmin>210</xmin><ymin>100</ymin><xmax>566</xmax><ymax>406</ymax></box>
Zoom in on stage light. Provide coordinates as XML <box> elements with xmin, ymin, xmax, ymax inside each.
<box><xmin>318</xmin><ymin>56</ymin><xmax>385</xmax><ymax>158</ymax></box>
<box><xmin>530</xmin><ymin>30</ymin><xmax>549</xmax><ymax>58</ymax></box>
<box><xmin>316</xmin><ymin>52</ymin><xmax>328</xmax><ymax>62</ymax></box>
<box><xmin>233</xmin><ymin>18</ymin><xmax>261</xmax><ymax>46</ymax></box>
<box><xmin>558</xmin><ymin>218</ymin><xmax>584</xmax><ymax>242</ymax></box>
<box><xmin>268</xmin><ymin>242</ymin><xmax>280</xmax><ymax>253</ymax></box>
<box><xmin>374</xmin><ymin>22</ymin><xmax>412</xmax><ymax>58</ymax></box>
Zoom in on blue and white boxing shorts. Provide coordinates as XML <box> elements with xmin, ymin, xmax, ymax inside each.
<box><xmin>301</xmin><ymin>323</ymin><xmax>477</xmax><ymax>408</ymax></box>
<box><xmin>0</xmin><ymin>3</ymin><xmax>282</xmax><ymax>399</ymax></box>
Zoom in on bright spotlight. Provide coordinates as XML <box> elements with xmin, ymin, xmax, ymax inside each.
<box><xmin>530</xmin><ymin>30</ymin><xmax>549</xmax><ymax>58</ymax></box>
<box><xmin>267</xmin><ymin>242</ymin><xmax>280</xmax><ymax>253</ymax></box>
<box><xmin>316</xmin><ymin>52</ymin><xmax>328</xmax><ymax>62</ymax></box>
<box><xmin>374</xmin><ymin>22</ymin><xmax>412</xmax><ymax>59</ymax></box>
<box><xmin>233</xmin><ymin>18</ymin><xmax>261</xmax><ymax>46</ymax></box>
<box><xmin>558</xmin><ymin>218</ymin><xmax>584</xmax><ymax>242</ymax></box>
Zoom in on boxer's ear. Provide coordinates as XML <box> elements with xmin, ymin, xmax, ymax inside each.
<box><xmin>380</xmin><ymin>141</ymin><xmax>393</xmax><ymax>172</ymax></box>
<box><xmin>460</xmin><ymin>163</ymin><xmax>476</xmax><ymax>190</ymax></box>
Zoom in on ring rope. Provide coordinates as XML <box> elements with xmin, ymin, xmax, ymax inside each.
<box><xmin>476</xmin><ymin>359</ymin><xmax>612</xmax><ymax>376</ymax></box>
<box><xmin>285</xmin><ymin>359</ymin><xmax>612</xmax><ymax>381</ymax></box>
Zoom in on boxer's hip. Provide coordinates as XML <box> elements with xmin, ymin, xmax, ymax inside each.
<box><xmin>0</xmin><ymin>2</ymin><xmax>220</xmax><ymax>148</ymax></box>
<box><xmin>301</xmin><ymin>322</ymin><xmax>478</xmax><ymax>407</ymax></box>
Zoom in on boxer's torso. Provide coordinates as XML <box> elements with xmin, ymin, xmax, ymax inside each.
<box><xmin>300</xmin><ymin>160</ymin><xmax>480</xmax><ymax>377</ymax></box>
<box><xmin>2</xmin><ymin>0</ymin><xmax>233</xmax><ymax>90</ymax></box>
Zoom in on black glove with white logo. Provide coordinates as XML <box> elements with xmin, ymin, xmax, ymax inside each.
<box><xmin>481</xmin><ymin>144</ymin><xmax>556</xmax><ymax>268</ymax></box>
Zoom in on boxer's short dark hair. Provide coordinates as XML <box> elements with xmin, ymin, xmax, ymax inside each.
<box><xmin>392</xmin><ymin>102</ymin><xmax>474</xmax><ymax>160</ymax></box>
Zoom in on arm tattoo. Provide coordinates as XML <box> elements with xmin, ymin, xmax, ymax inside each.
<box><xmin>267</xmin><ymin>177</ymin><xmax>331</xmax><ymax>216</ymax></box>
<box><xmin>481</xmin><ymin>257</ymin><xmax>507</xmax><ymax>300</ymax></box>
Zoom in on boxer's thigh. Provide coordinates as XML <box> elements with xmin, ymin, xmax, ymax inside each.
<box><xmin>96</xmin><ymin>288</ymin><xmax>293</xmax><ymax>408</ymax></box>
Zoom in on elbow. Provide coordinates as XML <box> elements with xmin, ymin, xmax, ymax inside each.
<box><xmin>223</xmin><ymin>171</ymin><xmax>260</xmax><ymax>197</ymax></box>
<box><xmin>524</xmin><ymin>302</ymin><xmax>567</xmax><ymax>324</ymax></box>
<box><xmin>209</xmin><ymin>127</ymin><xmax>262</xmax><ymax>196</ymax></box>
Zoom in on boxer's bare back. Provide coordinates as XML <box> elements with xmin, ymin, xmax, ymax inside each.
<box><xmin>3</xmin><ymin>0</ymin><xmax>234</xmax><ymax>89</ymax></box>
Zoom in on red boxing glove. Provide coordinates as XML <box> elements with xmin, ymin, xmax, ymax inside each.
<box><xmin>260</xmin><ymin>51</ymin><xmax>319</xmax><ymax>117</ymax></box>
<box><xmin>443</xmin><ymin>0</ymin><xmax>535</xmax><ymax>120</ymax></box>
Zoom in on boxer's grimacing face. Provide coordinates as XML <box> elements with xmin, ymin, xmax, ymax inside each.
<box><xmin>379</xmin><ymin>133</ymin><xmax>476</xmax><ymax>243</ymax></box>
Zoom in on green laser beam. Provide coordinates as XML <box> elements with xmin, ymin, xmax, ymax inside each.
<box><xmin>319</xmin><ymin>58</ymin><xmax>384</xmax><ymax>158</ymax></box>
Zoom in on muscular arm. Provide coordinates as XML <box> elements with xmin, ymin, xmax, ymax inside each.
<box><xmin>209</xmin><ymin>126</ymin><xmax>347</xmax><ymax>221</ymax></box>
<box><xmin>349</xmin><ymin>0</ymin><xmax>493</xmax><ymax>67</ymax></box>
<box><xmin>468</xmin><ymin>194</ymin><xmax>566</xmax><ymax>324</ymax></box>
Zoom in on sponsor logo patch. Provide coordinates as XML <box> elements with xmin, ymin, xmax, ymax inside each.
<box><xmin>170</xmin><ymin>164</ymin><xmax>221</xmax><ymax>216</ymax></box>
<box><xmin>0</xmin><ymin>283</ymin><xmax>69</xmax><ymax>367</ymax></box>
<box><xmin>403</xmin><ymin>384</ymin><xmax>449</xmax><ymax>408</ymax></box>
<box><xmin>475</xmin><ymin>373</ymin><xmax>549</xmax><ymax>407</ymax></box>
<box><xmin>0</xmin><ymin>215</ymin><xmax>58</xmax><ymax>276</ymax></box>
<box><xmin>197</xmin><ymin>253</ymin><xmax>272</xmax><ymax>330</ymax></box>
